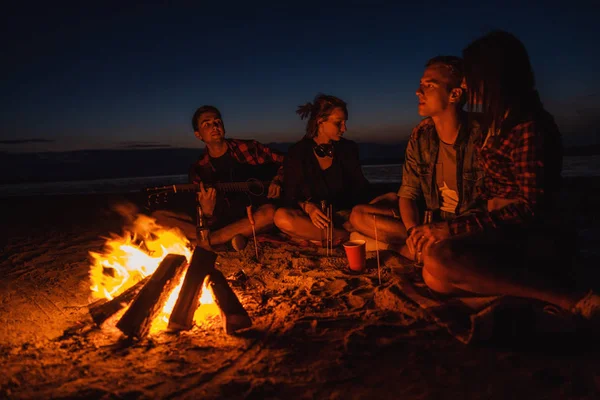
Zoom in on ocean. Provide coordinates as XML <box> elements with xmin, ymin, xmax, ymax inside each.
<box><xmin>1</xmin><ymin>155</ymin><xmax>599</xmax><ymax>198</ymax></box>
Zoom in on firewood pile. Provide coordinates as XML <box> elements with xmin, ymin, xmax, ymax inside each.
<box><xmin>87</xmin><ymin>247</ymin><xmax>252</xmax><ymax>338</ymax></box>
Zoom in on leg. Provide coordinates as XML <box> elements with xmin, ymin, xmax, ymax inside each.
<box><xmin>209</xmin><ymin>203</ymin><xmax>276</xmax><ymax>246</ymax></box>
<box><xmin>151</xmin><ymin>210</ymin><xmax>196</xmax><ymax>241</ymax></box>
<box><xmin>422</xmin><ymin>233</ymin><xmax>583</xmax><ymax>311</ymax></box>
<box><xmin>274</xmin><ymin>207</ymin><xmax>349</xmax><ymax>243</ymax></box>
<box><xmin>349</xmin><ymin>200</ymin><xmax>407</xmax><ymax>244</ymax></box>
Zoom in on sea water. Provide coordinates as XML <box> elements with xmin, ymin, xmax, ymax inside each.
<box><xmin>1</xmin><ymin>155</ymin><xmax>599</xmax><ymax>198</ymax></box>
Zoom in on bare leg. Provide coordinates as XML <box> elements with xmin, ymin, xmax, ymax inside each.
<box><xmin>209</xmin><ymin>203</ymin><xmax>276</xmax><ymax>245</ymax></box>
<box><xmin>349</xmin><ymin>201</ymin><xmax>407</xmax><ymax>244</ymax></box>
<box><xmin>423</xmin><ymin>236</ymin><xmax>583</xmax><ymax>311</ymax></box>
<box><xmin>274</xmin><ymin>208</ymin><xmax>349</xmax><ymax>243</ymax></box>
<box><xmin>151</xmin><ymin>210</ymin><xmax>196</xmax><ymax>241</ymax></box>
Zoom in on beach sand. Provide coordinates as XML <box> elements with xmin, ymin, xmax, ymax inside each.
<box><xmin>1</xmin><ymin>178</ymin><xmax>599</xmax><ymax>399</ymax></box>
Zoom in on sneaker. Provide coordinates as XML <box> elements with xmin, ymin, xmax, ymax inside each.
<box><xmin>231</xmin><ymin>234</ymin><xmax>248</xmax><ymax>252</ymax></box>
<box><xmin>572</xmin><ymin>290</ymin><xmax>600</xmax><ymax>321</ymax></box>
<box><xmin>349</xmin><ymin>231</ymin><xmax>389</xmax><ymax>252</ymax></box>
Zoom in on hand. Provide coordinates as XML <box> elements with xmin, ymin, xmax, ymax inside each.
<box><xmin>305</xmin><ymin>203</ymin><xmax>330</xmax><ymax>230</ymax></box>
<box><xmin>408</xmin><ymin>221</ymin><xmax>451</xmax><ymax>259</ymax></box>
<box><xmin>267</xmin><ymin>182</ymin><xmax>281</xmax><ymax>199</ymax></box>
<box><xmin>369</xmin><ymin>192</ymin><xmax>398</xmax><ymax>204</ymax></box>
<box><xmin>197</xmin><ymin>182</ymin><xmax>217</xmax><ymax>216</ymax></box>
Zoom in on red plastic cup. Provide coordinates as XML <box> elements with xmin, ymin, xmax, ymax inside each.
<box><xmin>343</xmin><ymin>240</ymin><xmax>366</xmax><ymax>272</ymax></box>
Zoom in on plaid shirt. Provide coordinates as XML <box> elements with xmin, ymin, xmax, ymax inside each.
<box><xmin>189</xmin><ymin>139</ymin><xmax>285</xmax><ymax>186</ymax></box>
<box><xmin>398</xmin><ymin>112</ymin><xmax>485</xmax><ymax>216</ymax></box>
<box><xmin>449</xmin><ymin>113</ymin><xmax>562</xmax><ymax>236</ymax></box>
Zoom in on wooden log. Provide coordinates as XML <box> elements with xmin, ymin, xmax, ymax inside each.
<box><xmin>88</xmin><ymin>276</ymin><xmax>150</xmax><ymax>326</ymax></box>
<box><xmin>209</xmin><ymin>269</ymin><xmax>252</xmax><ymax>334</ymax></box>
<box><xmin>116</xmin><ymin>254</ymin><xmax>188</xmax><ymax>338</ymax></box>
<box><xmin>168</xmin><ymin>246</ymin><xmax>218</xmax><ymax>331</ymax></box>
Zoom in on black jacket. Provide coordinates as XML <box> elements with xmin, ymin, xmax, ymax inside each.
<box><xmin>283</xmin><ymin>138</ymin><xmax>371</xmax><ymax>210</ymax></box>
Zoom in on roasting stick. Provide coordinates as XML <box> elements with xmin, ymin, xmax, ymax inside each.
<box><xmin>329</xmin><ymin>204</ymin><xmax>333</xmax><ymax>255</ymax></box>
<box><xmin>320</xmin><ymin>200</ymin><xmax>328</xmax><ymax>255</ymax></box>
<box><xmin>246</xmin><ymin>205</ymin><xmax>259</xmax><ymax>259</ymax></box>
<box><xmin>373</xmin><ymin>215</ymin><xmax>381</xmax><ymax>285</ymax></box>
<box><xmin>325</xmin><ymin>206</ymin><xmax>330</xmax><ymax>256</ymax></box>
<box><xmin>326</xmin><ymin>204</ymin><xmax>333</xmax><ymax>256</ymax></box>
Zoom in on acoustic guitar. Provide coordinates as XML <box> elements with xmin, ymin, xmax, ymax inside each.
<box><xmin>145</xmin><ymin>179</ymin><xmax>272</xmax><ymax>207</ymax></box>
<box><xmin>145</xmin><ymin>162</ymin><xmax>280</xmax><ymax>209</ymax></box>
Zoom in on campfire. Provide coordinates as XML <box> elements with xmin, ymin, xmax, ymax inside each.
<box><xmin>87</xmin><ymin>213</ymin><xmax>251</xmax><ymax>338</ymax></box>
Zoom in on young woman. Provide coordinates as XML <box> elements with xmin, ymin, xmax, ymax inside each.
<box><xmin>408</xmin><ymin>30</ymin><xmax>599</xmax><ymax>325</ymax></box>
<box><xmin>274</xmin><ymin>94</ymin><xmax>371</xmax><ymax>245</ymax></box>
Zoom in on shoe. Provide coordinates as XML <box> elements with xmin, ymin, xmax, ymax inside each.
<box><xmin>572</xmin><ymin>290</ymin><xmax>600</xmax><ymax>322</ymax></box>
<box><xmin>231</xmin><ymin>234</ymin><xmax>248</xmax><ymax>252</ymax></box>
<box><xmin>349</xmin><ymin>231</ymin><xmax>389</xmax><ymax>252</ymax></box>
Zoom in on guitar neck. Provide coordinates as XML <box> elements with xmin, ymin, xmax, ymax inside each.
<box><xmin>214</xmin><ymin>181</ymin><xmax>270</xmax><ymax>193</ymax></box>
<box><xmin>147</xmin><ymin>181</ymin><xmax>270</xmax><ymax>194</ymax></box>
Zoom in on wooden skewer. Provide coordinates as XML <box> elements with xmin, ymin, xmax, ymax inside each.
<box><xmin>324</xmin><ymin>206</ymin><xmax>327</xmax><ymax>256</ymax></box>
<box><xmin>327</xmin><ymin>205</ymin><xmax>332</xmax><ymax>256</ymax></box>
<box><xmin>373</xmin><ymin>215</ymin><xmax>381</xmax><ymax>285</ymax></box>
<box><xmin>246</xmin><ymin>205</ymin><xmax>259</xmax><ymax>259</ymax></box>
<box><xmin>320</xmin><ymin>200</ymin><xmax>328</xmax><ymax>255</ymax></box>
<box><xmin>329</xmin><ymin>204</ymin><xmax>333</xmax><ymax>255</ymax></box>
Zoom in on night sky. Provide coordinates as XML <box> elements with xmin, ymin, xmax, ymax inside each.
<box><xmin>2</xmin><ymin>1</ymin><xmax>599</xmax><ymax>153</ymax></box>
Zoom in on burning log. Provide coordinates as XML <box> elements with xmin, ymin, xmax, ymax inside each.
<box><xmin>168</xmin><ymin>246</ymin><xmax>218</xmax><ymax>331</ymax></box>
<box><xmin>116</xmin><ymin>254</ymin><xmax>188</xmax><ymax>338</ymax></box>
<box><xmin>88</xmin><ymin>276</ymin><xmax>150</xmax><ymax>326</ymax></box>
<box><xmin>209</xmin><ymin>269</ymin><xmax>252</xmax><ymax>334</ymax></box>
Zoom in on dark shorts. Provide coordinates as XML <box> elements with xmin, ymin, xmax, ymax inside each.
<box><xmin>213</xmin><ymin>193</ymin><xmax>277</xmax><ymax>229</ymax></box>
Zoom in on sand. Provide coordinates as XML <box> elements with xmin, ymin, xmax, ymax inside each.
<box><xmin>1</xmin><ymin>177</ymin><xmax>599</xmax><ymax>399</ymax></box>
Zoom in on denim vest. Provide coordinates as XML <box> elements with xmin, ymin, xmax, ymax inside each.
<box><xmin>398</xmin><ymin>113</ymin><xmax>485</xmax><ymax>215</ymax></box>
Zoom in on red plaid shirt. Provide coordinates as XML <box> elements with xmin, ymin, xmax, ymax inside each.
<box><xmin>449</xmin><ymin>113</ymin><xmax>562</xmax><ymax>236</ymax></box>
<box><xmin>189</xmin><ymin>139</ymin><xmax>285</xmax><ymax>186</ymax></box>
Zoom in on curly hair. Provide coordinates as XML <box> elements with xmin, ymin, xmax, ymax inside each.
<box><xmin>297</xmin><ymin>94</ymin><xmax>348</xmax><ymax>139</ymax></box>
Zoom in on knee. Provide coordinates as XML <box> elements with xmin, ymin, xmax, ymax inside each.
<box><xmin>274</xmin><ymin>208</ymin><xmax>295</xmax><ymax>232</ymax></box>
<box><xmin>150</xmin><ymin>210</ymin><xmax>186</xmax><ymax>226</ymax></box>
<box><xmin>423</xmin><ymin>240</ymin><xmax>458</xmax><ymax>285</ymax></box>
<box><xmin>349</xmin><ymin>204</ymin><xmax>367</xmax><ymax>226</ymax></box>
<box><xmin>422</xmin><ymin>266</ymin><xmax>456</xmax><ymax>295</ymax></box>
<box><xmin>257</xmin><ymin>203</ymin><xmax>276</xmax><ymax>222</ymax></box>
<box><xmin>150</xmin><ymin>210</ymin><xmax>170</xmax><ymax>220</ymax></box>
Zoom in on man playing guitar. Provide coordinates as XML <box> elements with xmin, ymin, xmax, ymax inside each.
<box><xmin>153</xmin><ymin>105</ymin><xmax>284</xmax><ymax>250</ymax></box>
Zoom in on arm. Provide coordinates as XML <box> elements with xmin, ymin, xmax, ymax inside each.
<box><xmin>398</xmin><ymin>130</ymin><xmax>423</xmax><ymax>231</ymax></box>
<box><xmin>448</xmin><ymin>121</ymin><xmax>543</xmax><ymax>236</ymax></box>
<box><xmin>399</xmin><ymin>197</ymin><xmax>420</xmax><ymax>232</ymax></box>
<box><xmin>188</xmin><ymin>161</ymin><xmax>217</xmax><ymax>225</ymax></box>
<box><xmin>397</xmin><ymin>130</ymin><xmax>423</xmax><ymax>203</ymax></box>
<box><xmin>188</xmin><ymin>163</ymin><xmax>201</xmax><ymax>184</ymax></box>
<box><xmin>253</xmin><ymin>140</ymin><xmax>285</xmax><ymax>186</ymax></box>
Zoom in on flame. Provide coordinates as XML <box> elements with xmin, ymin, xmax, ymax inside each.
<box><xmin>89</xmin><ymin>212</ymin><xmax>219</xmax><ymax>332</ymax></box>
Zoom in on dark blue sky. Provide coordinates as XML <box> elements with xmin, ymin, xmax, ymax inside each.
<box><xmin>2</xmin><ymin>1</ymin><xmax>599</xmax><ymax>153</ymax></box>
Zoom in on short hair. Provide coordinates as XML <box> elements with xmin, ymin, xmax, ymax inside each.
<box><xmin>192</xmin><ymin>105</ymin><xmax>222</xmax><ymax>131</ymax></box>
<box><xmin>296</xmin><ymin>94</ymin><xmax>348</xmax><ymax>139</ymax></box>
<box><xmin>425</xmin><ymin>56</ymin><xmax>464</xmax><ymax>89</ymax></box>
<box><xmin>425</xmin><ymin>55</ymin><xmax>465</xmax><ymax>108</ymax></box>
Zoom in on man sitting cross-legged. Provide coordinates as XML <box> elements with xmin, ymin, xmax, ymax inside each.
<box><xmin>152</xmin><ymin>105</ymin><xmax>284</xmax><ymax>250</ymax></box>
<box><xmin>349</xmin><ymin>56</ymin><xmax>485</xmax><ymax>256</ymax></box>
